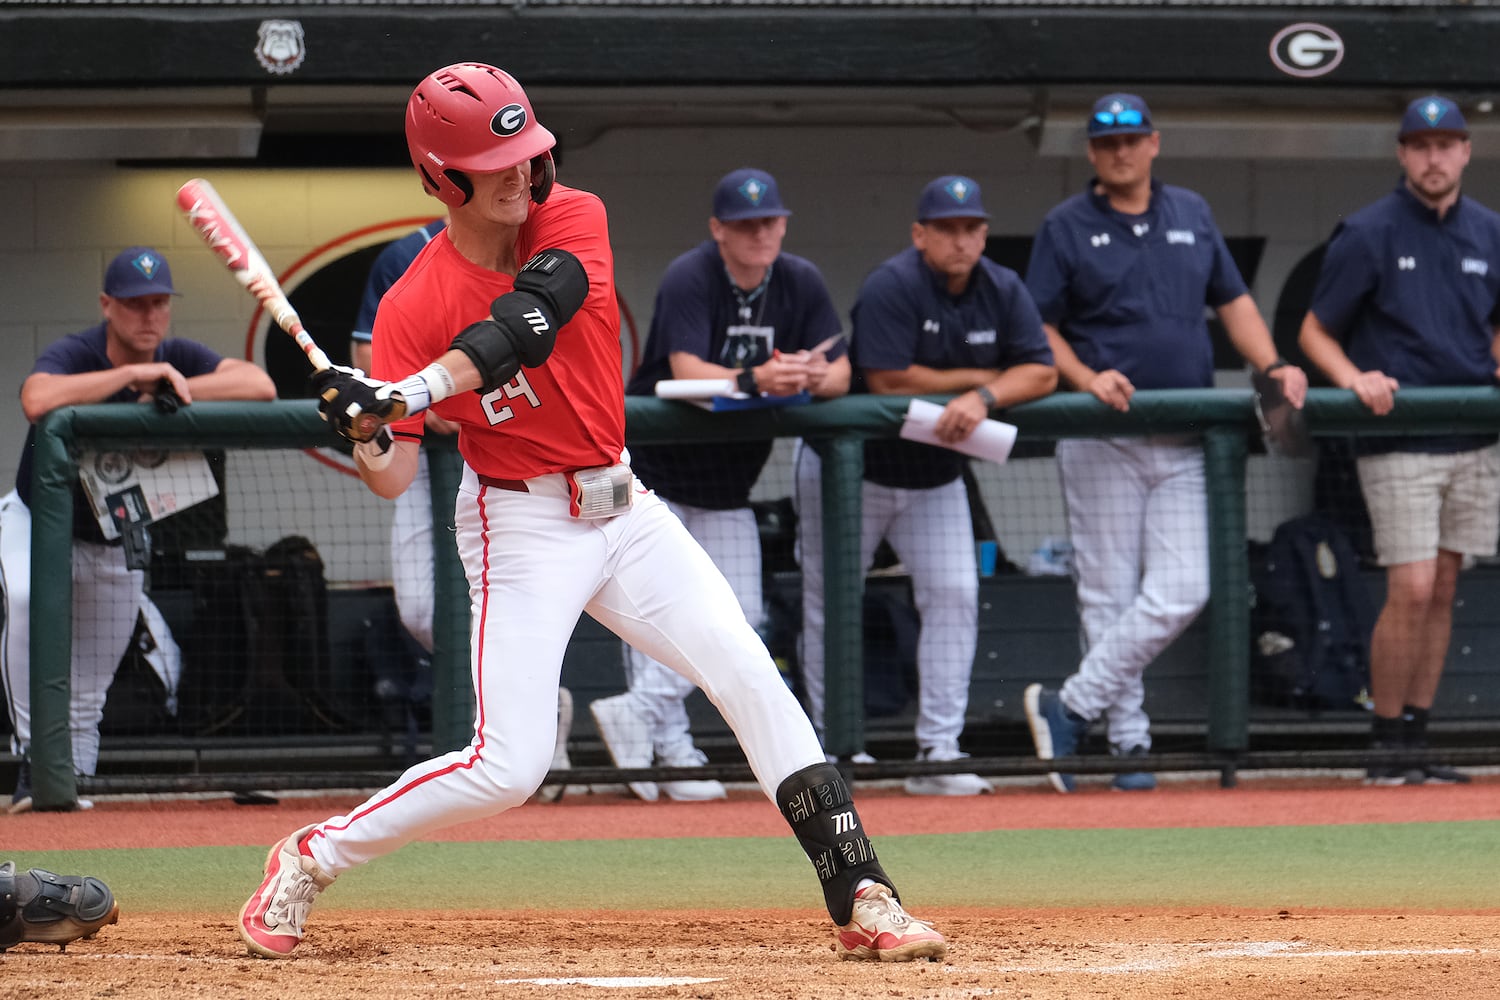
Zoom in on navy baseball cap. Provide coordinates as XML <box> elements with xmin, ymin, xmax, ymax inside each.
<box><xmin>712</xmin><ymin>168</ymin><xmax>792</xmax><ymax>221</ymax></box>
<box><xmin>1088</xmin><ymin>93</ymin><xmax>1155</xmax><ymax>137</ymax></box>
<box><xmin>916</xmin><ymin>175</ymin><xmax>989</xmax><ymax>222</ymax></box>
<box><xmin>1399</xmin><ymin>95</ymin><xmax>1469</xmax><ymax>140</ymax></box>
<box><xmin>104</xmin><ymin>246</ymin><xmax>178</xmax><ymax>298</ymax></box>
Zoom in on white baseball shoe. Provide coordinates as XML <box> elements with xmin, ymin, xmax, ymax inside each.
<box><xmin>903</xmin><ymin>746</ymin><xmax>993</xmax><ymax>797</ymax></box>
<box><xmin>656</xmin><ymin>744</ymin><xmax>727</xmax><ymax>802</ymax></box>
<box><xmin>238</xmin><ymin>825</ymin><xmax>335</xmax><ymax>958</ymax></box>
<box><xmin>589</xmin><ymin>693</ymin><xmax>658</xmax><ymax>802</ymax></box>
<box><xmin>835</xmin><ymin>883</ymin><xmax>947</xmax><ymax>962</ymax></box>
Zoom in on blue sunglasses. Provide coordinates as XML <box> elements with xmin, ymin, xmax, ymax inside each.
<box><xmin>1094</xmin><ymin>108</ymin><xmax>1144</xmax><ymax>127</ymax></box>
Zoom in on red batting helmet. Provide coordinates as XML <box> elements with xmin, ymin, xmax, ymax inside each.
<box><xmin>406</xmin><ymin>62</ymin><xmax>557</xmax><ymax>209</ymax></box>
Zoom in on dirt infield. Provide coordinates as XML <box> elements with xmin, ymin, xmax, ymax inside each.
<box><xmin>5</xmin><ymin>777</ymin><xmax>1499</xmax><ymax>998</ymax></box>
<box><xmin>7</xmin><ymin>908</ymin><xmax>1498</xmax><ymax>999</ymax></box>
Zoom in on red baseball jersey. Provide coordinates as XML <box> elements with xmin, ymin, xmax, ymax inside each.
<box><xmin>372</xmin><ymin>183</ymin><xmax>625</xmax><ymax>480</ymax></box>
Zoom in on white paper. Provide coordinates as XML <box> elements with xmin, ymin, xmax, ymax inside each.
<box><xmin>898</xmin><ymin>398</ymin><xmax>1018</xmax><ymax>464</ymax></box>
<box><xmin>655</xmin><ymin>378</ymin><xmax>739</xmax><ymax>400</ymax></box>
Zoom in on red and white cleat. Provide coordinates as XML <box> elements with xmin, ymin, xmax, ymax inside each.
<box><xmin>835</xmin><ymin>883</ymin><xmax>947</xmax><ymax>962</ymax></box>
<box><xmin>238</xmin><ymin>825</ymin><xmax>335</xmax><ymax>958</ymax></box>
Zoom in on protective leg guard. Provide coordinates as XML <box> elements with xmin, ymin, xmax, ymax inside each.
<box><xmin>776</xmin><ymin>762</ymin><xmax>894</xmax><ymax>925</ymax></box>
<box><xmin>0</xmin><ymin>861</ymin><xmax>119</xmax><ymax>951</ymax></box>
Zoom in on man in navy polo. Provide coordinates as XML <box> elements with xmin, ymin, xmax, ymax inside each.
<box><xmin>1022</xmin><ymin>93</ymin><xmax>1307</xmax><ymax>793</ymax></box>
<box><xmin>1299</xmin><ymin>95</ymin><xmax>1500</xmax><ymax>786</ymax></box>
<box><xmin>794</xmin><ymin>175</ymin><xmax>1055</xmax><ymax>795</ymax></box>
<box><xmin>598</xmin><ymin>167</ymin><xmax>850</xmax><ymax>802</ymax></box>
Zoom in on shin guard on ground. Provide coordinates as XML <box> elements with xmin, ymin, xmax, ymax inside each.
<box><xmin>776</xmin><ymin>762</ymin><xmax>893</xmax><ymax>925</ymax></box>
<box><xmin>0</xmin><ymin>861</ymin><xmax>118</xmax><ymax>950</ymax></box>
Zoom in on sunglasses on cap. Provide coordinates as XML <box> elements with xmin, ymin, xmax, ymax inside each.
<box><xmin>1094</xmin><ymin>108</ymin><xmax>1144</xmax><ymax>127</ymax></box>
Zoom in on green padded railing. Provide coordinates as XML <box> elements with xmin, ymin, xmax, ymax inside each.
<box><xmin>23</xmin><ymin>387</ymin><xmax>1500</xmax><ymax>808</ymax></box>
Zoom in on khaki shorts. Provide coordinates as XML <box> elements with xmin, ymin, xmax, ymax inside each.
<box><xmin>1357</xmin><ymin>445</ymin><xmax>1500</xmax><ymax>566</ymax></box>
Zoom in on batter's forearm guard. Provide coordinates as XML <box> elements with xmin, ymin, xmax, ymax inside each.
<box><xmin>777</xmin><ymin>762</ymin><xmax>894</xmax><ymax>925</ymax></box>
<box><xmin>451</xmin><ymin>247</ymin><xmax>589</xmax><ymax>392</ymax></box>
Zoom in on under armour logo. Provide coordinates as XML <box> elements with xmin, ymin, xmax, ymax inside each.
<box><xmin>1090</xmin><ymin>233</ymin><xmax>1111</xmax><ymax>248</ymax></box>
<box><xmin>922</xmin><ymin>319</ymin><xmax>941</xmax><ymax>334</ymax></box>
<box><xmin>1132</xmin><ymin>223</ymin><xmax>1150</xmax><ymax>237</ymax></box>
<box><xmin>1398</xmin><ymin>256</ymin><xmax>1416</xmax><ymax>271</ymax></box>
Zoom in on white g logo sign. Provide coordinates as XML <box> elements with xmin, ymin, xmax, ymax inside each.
<box><xmin>491</xmin><ymin>104</ymin><xmax>528</xmax><ymax>137</ymax></box>
<box><xmin>1269</xmin><ymin>23</ymin><xmax>1345</xmax><ymax>79</ymax></box>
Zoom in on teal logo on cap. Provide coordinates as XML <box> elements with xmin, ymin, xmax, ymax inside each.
<box><xmin>132</xmin><ymin>252</ymin><xmax>162</xmax><ymax>279</ymax></box>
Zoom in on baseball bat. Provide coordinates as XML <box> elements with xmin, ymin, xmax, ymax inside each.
<box><xmin>175</xmin><ymin>177</ymin><xmax>333</xmax><ymax>373</ymax></box>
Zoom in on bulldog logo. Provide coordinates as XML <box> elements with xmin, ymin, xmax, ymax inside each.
<box><xmin>255</xmin><ymin>19</ymin><xmax>306</xmax><ymax>76</ymax></box>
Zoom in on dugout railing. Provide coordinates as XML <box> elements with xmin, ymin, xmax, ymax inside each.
<box><xmin>17</xmin><ymin>388</ymin><xmax>1500</xmax><ymax>808</ymax></box>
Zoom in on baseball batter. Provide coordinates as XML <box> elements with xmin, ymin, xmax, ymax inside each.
<box><xmin>1</xmin><ymin>247</ymin><xmax>275</xmax><ymax>813</ymax></box>
<box><xmin>238</xmin><ymin>62</ymin><xmax>944</xmax><ymax>964</ymax></box>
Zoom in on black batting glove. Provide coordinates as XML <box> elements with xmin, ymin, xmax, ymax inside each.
<box><xmin>309</xmin><ymin>365</ymin><xmax>408</xmax><ymax>444</ymax></box>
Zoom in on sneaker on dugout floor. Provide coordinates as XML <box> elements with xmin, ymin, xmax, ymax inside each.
<box><xmin>824</xmin><ymin>751</ymin><xmax>878</xmax><ymax>765</ymax></box>
<box><xmin>1024</xmin><ymin>683</ymin><xmax>1089</xmax><ymax>794</ymax></box>
<box><xmin>903</xmin><ymin>746</ymin><xmax>992</xmax><ymax>797</ymax></box>
<box><xmin>1110</xmin><ymin>744</ymin><xmax>1157</xmax><ymax>792</ymax></box>
<box><xmin>238</xmin><ymin>824</ymin><xmax>335</xmax><ymax>959</ymax></box>
<box><xmin>1364</xmin><ymin>739</ymin><xmax>1408</xmax><ymax>787</ymax></box>
<box><xmin>1405</xmin><ymin>743</ymin><xmax>1471</xmax><ymax>785</ymax></box>
<box><xmin>657</xmin><ymin>744</ymin><xmax>727</xmax><ymax>802</ymax></box>
<box><xmin>589</xmin><ymin>693</ymin><xmax>659</xmax><ymax>802</ymax></box>
<box><xmin>8</xmin><ymin>760</ymin><xmax>94</xmax><ymax>815</ymax></box>
<box><xmin>538</xmin><ymin>686</ymin><xmax>574</xmax><ymax>803</ymax></box>
<box><xmin>835</xmin><ymin>882</ymin><xmax>947</xmax><ymax>963</ymax></box>
<box><xmin>1413</xmin><ymin>761</ymin><xmax>1471</xmax><ymax>784</ymax></box>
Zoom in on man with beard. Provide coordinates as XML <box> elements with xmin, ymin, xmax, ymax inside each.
<box><xmin>1299</xmin><ymin>95</ymin><xmax>1500</xmax><ymax>786</ymax></box>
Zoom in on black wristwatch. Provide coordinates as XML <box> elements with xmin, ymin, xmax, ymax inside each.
<box><xmin>974</xmin><ymin>385</ymin><xmax>998</xmax><ymax>409</ymax></box>
<box><xmin>737</xmin><ymin>368</ymin><xmax>758</xmax><ymax>395</ymax></box>
<box><xmin>1263</xmin><ymin>358</ymin><xmax>1289</xmax><ymax>376</ymax></box>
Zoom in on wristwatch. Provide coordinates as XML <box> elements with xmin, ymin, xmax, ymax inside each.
<box><xmin>736</xmin><ymin>368</ymin><xmax>758</xmax><ymax>395</ymax></box>
<box><xmin>1263</xmin><ymin>358</ymin><xmax>1289</xmax><ymax>376</ymax></box>
<box><xmin>974</xmin><ymin>385</ymin><xmax>998</xmax><ymax>409</ymax></box>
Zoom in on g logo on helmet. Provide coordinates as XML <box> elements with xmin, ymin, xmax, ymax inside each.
<box><xmin>491</xmin><ymin>104</ymin><xmax>528</xmax><ymax>137</ymax></box>
<box><xmin>1269</xmin><ymin>23</ymin><xmax>1344</xmax><ymax>79</ymax></box>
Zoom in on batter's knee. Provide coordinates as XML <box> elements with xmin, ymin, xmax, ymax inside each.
<box><xmin>469</xmin><ymin>749</ymin><xmax>554</xmax><ymax>804</ymax></box>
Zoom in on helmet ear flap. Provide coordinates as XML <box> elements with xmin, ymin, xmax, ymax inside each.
<box><xmin>530</xmin><ymin>151</ymin><xmax>556</xmax><ymax>205</ymax></box>
<box><xmin>444</xmin><ymin>169</ymin><xmax>474</xmax><ymax>207</ymax></box>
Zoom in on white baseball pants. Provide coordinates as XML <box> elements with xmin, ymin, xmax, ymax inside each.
<box><xmin>306</xmin><ymin>465</ymin><xmax>822</xmax><ymax>875</ymax></box>
<box><xmin>1056</xmin><ymin>437</ymin><xmax>1210</xmax><ymax>751</ymax></box>
<box><xmin>0</xmin><ymin>490</ymin><xmax>142</xmax><ymax>775</ymax></box>
<box><xmin>792</xmin><ymin>443</ymin><xmax>978</xmax><ymax>754</ymax></box>
<box><xmin>620</xmin><ymin>500</ymin><xmax>763</xmax><ymax>758</ymax></box>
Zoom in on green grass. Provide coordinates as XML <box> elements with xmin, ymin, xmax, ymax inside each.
<box><xmin>17</xmin><ymin>821</ymin><xmax>1500</xmax><ymax>914</ymax></box>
